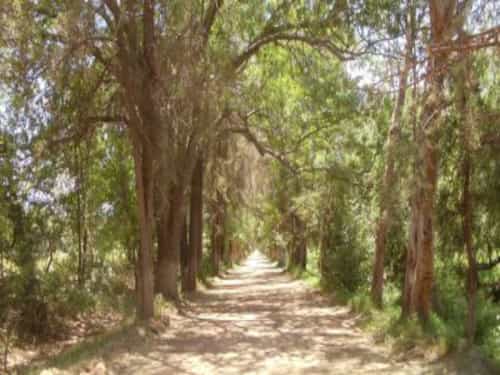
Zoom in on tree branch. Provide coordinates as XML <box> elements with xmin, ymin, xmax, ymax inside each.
<box><xmin>478</xmin><ymin>256</ymin><xmax>500</xmax><ymax>271</ymax></box>
<box><xmin>203</xmin><ymin>0</ymin><xmax>224</xmax><ymax>37</ymax></box>
<box><xmin>430</xmin><ymin>26</ymin><xmax>500</xmax><ymax>54</ymax></box>
<box><xmin>229</xmin><ymin>113</ymin><xmax>296</xmax><ymax>173</ymax></box>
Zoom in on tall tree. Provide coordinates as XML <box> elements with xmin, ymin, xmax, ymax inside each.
<box><xmin>184</xmin><ymin>157</ymin><xmax>204</xmax><ymax>292</ymax></box>
<box><xmin>455</xmin><ymin>39</ymin><xmax>479</xmax><ymax>344</ymax></box>
<box><xmin>371</xmin><ymin>0</ymin><xmax>414</xmax><ymax>307</ymax></box>
<box><xmin>403</xmin><ymin>0</ymin><xmax>469</xmax><ymax>321</ymax></box>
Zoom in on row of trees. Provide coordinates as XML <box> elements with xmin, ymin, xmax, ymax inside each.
<box><xmin>371</xmin><ymin>0</ymin><xmax>499</xmax><ymax>341</ymax></box>
<box><xmin>0</xmin><ymin>0</ymin><xmax>380</xmax><ymax>330</ymax></box>
<box><xmin>258</xmin><ymin>0</ymin><xmax>499</xmax><ymax>348</ymax></box>
<box><xmin>0</xmin><ymin>0</ymin><xmax>498</xmax><ymax>360</ymax></box>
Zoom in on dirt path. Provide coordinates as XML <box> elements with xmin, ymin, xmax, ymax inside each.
<box><xmin>75</xmin><ymin>251</ymin><xmax>443</xmax><ymax>375</ymax></box>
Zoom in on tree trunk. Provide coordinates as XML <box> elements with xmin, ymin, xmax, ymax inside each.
<box><xmin>132</xmin><ymin>141</ymin><xmax>155</xmax><ymax>321</ymax></box>
<box><xmin>156</xmin><ymin>186</ymin><xmax>186</xmax><ymax>301</ymax></box>
<box><xmin>74</xmin><ymin>142</ymin><xmax>88</xmax><ymax>287</ymax></box>
<box><xmin>211</xmin><ymin>226</ymin><xmax>220</xmax><ymax>275</ymax></box>
<box><xmin>290</xmin><ymin>213</ymin><xmax>306</xmax><ymax>271</ymax></box>
<box><xmin>180</xmin><ymin>214</ymin><xmax>191</xmax><ymax>293</ymax></box>
<box><xmin>463</xmin><ymin>108</ymin><xmax>478</xmax><ymax>347</ymax></box>
<box><xmin>319</xmin><ymin>233</ymin><xmax>327</xmax><ymax>278</ymax></box>
<box><xmin>186</xmin><ymin>158</ymin><xmax>204</xmax><ymax>290</ymax></box>
<box><xmin>227</xmin><ymin>239</ymin><xmax>234</xmax><ymax>265</ymax></box>
<box><xmin>372</xmin><ymin>0</ymin><xmax>414</xmax><ymax>308</ymax></box>
<box><xmin>405</xmin><ymin>81</ymin><xmax>441</xmax><ymax>321</ymax></box>
<box><xmin>297</xmin><ymin>238</ymin><xmax>307</xmax><ymax>270</ymax></box>
<box><xmin>403</xmin><ymin>0</ymin><xmax>458</xmax><ymax>322</ymax></box>
<box><xmin>402</xmin><ymin>195</ymin><xmax>419</xmax><ymax>317</ymax></box>
<box><xmin>211</xmin><ymin>190</ymin><xmax>225</xmax><ymax>275</ymax></box>
<box><xmin>371</xmin><ymin>64</ymin><xmax>410</xmax><ymax>307</ymax></box>
<box><xmin>456</xmin><ymin>52</ymin><xmax>478</xmax><ymax>344</ymax></box>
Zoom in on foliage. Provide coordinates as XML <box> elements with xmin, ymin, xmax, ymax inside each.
<box><xmin>0</xmin><ymin>0</ymin><xmax>499</xmax><ymax>372</ymax></box>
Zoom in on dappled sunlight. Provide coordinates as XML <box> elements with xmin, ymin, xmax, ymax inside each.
<box><xmin>89</xmin><ymin>252</ymin><xmax>433</xmax><ymax>374</ymax></box>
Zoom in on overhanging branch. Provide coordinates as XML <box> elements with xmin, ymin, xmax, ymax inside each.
<box><xmin>229</xmin><ymin>113</ymin><xmax>296</xmax><ymax>173</ymax></box>
<box><xmin>203</xmin><ymin>0</ymin><xmax>224</xmax><ymax>37</ymax></box>
<box><xmin>233</xmin><ymin>32</ymin><xmax>354</xmax><ymax>71</ymax></box>
<box><xmin>478</xmin><ymin>256</ymin><xmax>500</xmax><ymax>271</ymax></box>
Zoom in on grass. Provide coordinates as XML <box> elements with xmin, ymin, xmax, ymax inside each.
<box><xmin>290</xmin><ymin>248</ymin><xmax>500</xmax><ymax>373</ymax></box>
<box><xmin>291</xmin><ymin>252</ymin><xmax>438</xmax><ymax>354</ymax></box>
<box><xmin>18</xmin><ymin>290</ymin><xmax>173</xmax><ymax>374</ymax></box>
<box><xmin>21</xmin><ymin>322</ymin><xmax>137</xmax><ymax>374</ymax></box>
<box><xmin>290</xmin><ymin>250</ymin><xmax>321</xmax><ymax>289</ymax></box>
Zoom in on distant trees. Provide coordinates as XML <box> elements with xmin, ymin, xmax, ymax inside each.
<box><xmin>1</xmin><ymin>0</ymin><xmax>366</xmax><ymax>321</ymax></box>
<box><xmin>1</xmin><ymin>2</ymin><xmax>498</xmax><ymax>363</ymax></box>
<box><xmin>255</xmin><ymin>0</ymin><xmax>499</xmax><ymax>347</ymax></box>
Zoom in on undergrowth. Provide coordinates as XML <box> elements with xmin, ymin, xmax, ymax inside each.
<box><xmin>297</xmin><ymin>248</ymin><xmax>500</xmax><ymax>369</ymax></box>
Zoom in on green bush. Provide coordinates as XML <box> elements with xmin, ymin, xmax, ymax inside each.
<box><xmin>476</xmin><ymin>294</ymin><xmax>500</xmax><ymax>344</ymax></box>
<box><xmin>321</xmin><ymin>240</ymin><xmax>368</xmax><ymax>297</ymax></box>
<box><xmin>42</xmin><ymin>267</ymin><xmax>95</xmax><ymax>318</ymax></box>
<box><xmin>198</xmin><ymin>251</ymin><xmax>215</xmax><ymax>284</ymax></box>
<box><xmin>427</xmin><ymin>313</ymin><xmax>462</xmax><ymax>351</ymax></box>
<box><xmin>481</xmin><ymin>321</ymin><xmax>500</xmax><ymax>366</ymax></box>
<box><xmin>350</xmin><ymin>290</ymin><xmax>373</xmax><ymax>315</ymax></box>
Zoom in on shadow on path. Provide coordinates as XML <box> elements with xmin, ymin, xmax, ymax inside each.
<box><xmin>104</xmin><ymin>251</ymin><xmax>434</xmax><ymax>375</ymax></box>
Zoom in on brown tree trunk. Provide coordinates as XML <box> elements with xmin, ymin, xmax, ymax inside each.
<box><xmin>180</xmin><ymin>215</ymin><xmax>191</xmax><ymax>292</ymax></box>
<box><xmin>402</xmin><ymin>194</ymin><xmax>419</xmax><ymax>316</ymax></box>
<box><xmin>371</xmin><ymin>62</ymin><xmax>410</xmax><ymax>307</ymax></box>
<box><xmin>412</xmin><ymin>167</ymin><xmax>436</xmax><ymax>323</ymax></box>
<box><xmin>298</xmin><ymin>218</ymin><xmax>307</xmax><ymax>270</ymax></box>
<box><xmin>132</xmin><ymin>141</ymin><xmax>155</xmax><ymax>321</ymax></box>
<box><xmin>319</xmin><ymin>234</ymin><xmax>327</xmax><ymax>278</ymax></box>
<box><xmin>463</xmin><ymin>107</ymin><xmax>478</xmax><ymax>347</ymax></box>
<box><xmin>402</xmin><ymin>1</ymin><xmax>419</xmax><ymax>318</ymax></box>
<box><xmin>112</xmin><ymin>0</ymin><xmax>160</xmax><ymax>320</ymax></box>
<box><xmin>372</xmin><ymin>0</ymin><xmax>414</xmax><ymax>308</ymax></box>
<box><xmin>290</xmin><ymin>213</ymin><xmax>306</xmax><ymax>271</ymax></box>
<box><xmin>297</xmin><ymin>239</ymin><xmax>307</xmax><ymax>270</ymax></box>
<box><xmin>403</xmin><ymin>0</ymin><xmax>461</xmax><ymax>322</ymax></box>
<box><xmin>411</xmin><ymin>5</ymin><xmax>446</xmax><ymax>323</ymax></box>
<box><xmin>227</xmin><ymin>239</ymin><xmax>234</xmax><ymax>265</ymax></box>
<box><xmin>456</xmin><ymin>54</ymin><xmax>478</xmax><ymax>344</ymax></box>
<box><xmin>408</xmin><ymin>79</ymin><xmax>441</xmax><ymax>322</ymax></box>
<box><xmin>156</xmin><ymin>186</ymin><xmax>186</xmax><ymax>300</ymax></box>
<box><xmin>211</xmin><ymin>190</ymin><xmax>226</xmax><ymax>275</ymax></box>
<box><xmin>318</xmin><ymin>202</ymin><xmax>332</xmax><ymax>279</ymax></box>
<box><xmin>184</xmin><ymin>157</ymin><xmax>204</xmax><ymax>292</ymax></box>
<box><xmin>74</xmin><ymin>142</ymin><xmax>89</xmax><ymax>287</ymax></box>
<box><xmin>211</xmin><ymin>228</ymin><xmax>220</xmax><ymax>275</ymax></box>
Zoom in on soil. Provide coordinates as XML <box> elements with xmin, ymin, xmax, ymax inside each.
<box><xmin>35</xmin><ymin>252</ymin><xmax>495</xmax><ymax>375</ymax></box>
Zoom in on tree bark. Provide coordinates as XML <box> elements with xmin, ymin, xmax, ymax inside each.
<box><xmin>290</xmin><ymin>213</ymin><xmax>307</xmax><ymax>271</ymax></box>
<box><xmin>405</xmin><ymin>83</ymin><xmax>441</xmax><ymax>322</ymax></box>
<box><xmin>185</xmin><ymin>157</ymin><xmax>204</xmax><ymax>291</ymax></box>
<box><xmin>464</xmin><ymin>168</ymin><xmax>478</xmax><ymax>343</ymax></box>
<box><xmin>211</xmin><ymin>190</ymin><xmax>225</xmax><ymax>275</ymax></box>
<box><xmin>74</xmin><ymin>142</ymin><xmax>89</xmax><ymax>287</ymax></box>
<box><xmin>156</xmin><ymin>186</ymin><xmax>186</xmax><ymax>301</ymax></box>
<box><xmin>110</xmin><ymin>0</ymin><xmax>160</xmax><ymax>320</ymax></box>
<box><xmin>132</xmin><ymin>140</ymin><xmax>155</xmax><ymax>321</ymax></box>
<box><xmin>402</xmin><ymin>196</ymin><xmax>419</xmax><ymax>316</ymax></box>
<box><xmin>403</xmin><ymin>0</ymin><xmax>460</xmax><ymax>322</ymax></box>
<box><xmin>75</xmin><ymin>143</ymin><xmax>84</xmax><ymax>287</ymax></box>
<box><xmin>180</xmin><ymin>214</ymin><xmax>191</xmax><ymax>292</ymax></box>
<box><xmin>456</xmin><ymin>51</ymin><xmax>478</xmax><ymax>344</ymax></box>
<box><xmin>371</xmin><ymin>42</ymin><xmax>410</xmax><ymax>307</ymax></box>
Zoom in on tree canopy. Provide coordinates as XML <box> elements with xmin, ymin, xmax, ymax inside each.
<box><xmin>0</xmin><ymin>0</ymin><xmax>499</xmax><ymax>372</ymax></box>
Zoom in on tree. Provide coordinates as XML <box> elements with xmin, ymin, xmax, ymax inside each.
<box><xmin>403</xmin><ymin>0</ymin><xmax>468</xmax><ymax>321</ymax></box>
<box><xmin>371</xmin><ymin>0</ymin><xmax>414</xmax><ymax>307</ymax></box>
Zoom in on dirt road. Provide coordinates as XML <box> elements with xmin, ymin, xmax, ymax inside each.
<box><xmin>88</xmin><ymin>251</ymin><xmax>440</xmax><ymax>375</ymax></box>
